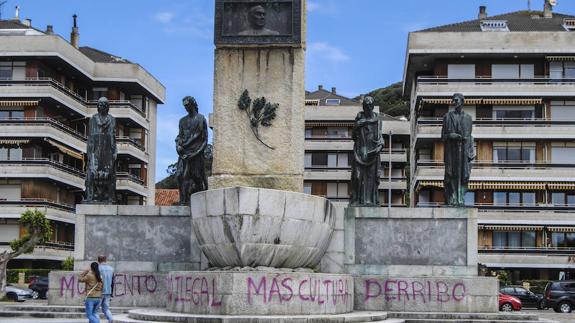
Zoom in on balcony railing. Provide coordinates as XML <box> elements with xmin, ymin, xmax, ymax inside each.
<box><xmin>417</xmin><ymin>76</ymin><xmax>575</xmax><ymax>85</ymax></box>
<box><xmin>117</xmin><ymin>172</ymin><xmax>145</xmax><ymax>186</ymax></box>
<box><xmin>479</xmin><ymin>246</ymin><xmax>575</xmax><ymax>255</ymax></box>
<box><xmin>0</xmin><ymin>158</ymin><xmax>85</xmax><ymax>178</ymax></box>
<box><xmin>418</xmin><ymin>117</ymin><xmax>575</xmax><ymax>126</ymax></box>
<box><xmin>0</xmin><ymin>241</ymin><xmax>74</xmax><ymax>251</ymax></box>
<box><xmin>305</xmin><ymin>136</ymin><xmax>351</xmax><ymax>141</ymax></box>
<box><xmin>417</xmin><ymin>160</ymin><xmax>575</xmax><ymax>169</ymax></box>
<box><xmin>116</xmin><ymin>136</ymin><xmax>145</xmax><ymax>151</ymax></box>
<box><xmin>417</xmin><ymin>202</ymin><xmax>575</xmax><ymax>211</ymax></box>
<box><xmin>0</xmin><ymin>198</ymin><xmax>75</xmax><ymax>212</ymax></box>
<box><xmin>0</xmin><ymin>116</ymin><xmax>86</xmax><ymax>140</ymax></box>
<box><xmin>0</xmin><ymin>78</ymin><xmax>147</xmax><ymax>118</ymax></box>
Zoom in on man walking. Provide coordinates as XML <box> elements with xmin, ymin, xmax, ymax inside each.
<box><xmin>97</xmin><ymin>255</ymin><xmax>114</xmax><ymax>322</ymax></box>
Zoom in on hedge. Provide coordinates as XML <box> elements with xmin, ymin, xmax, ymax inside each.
<box><xmin>6</xmin><ymin>269</ymin><xmax>52</xmax><ymax>284</ymax></box>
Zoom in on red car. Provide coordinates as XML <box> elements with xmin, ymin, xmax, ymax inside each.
<box><xmin>499</xmin><ymin>293</ymin><xmax>522</xmax><ymax>312</ymax></box>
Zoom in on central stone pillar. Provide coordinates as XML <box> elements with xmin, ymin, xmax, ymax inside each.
<box><xmin>209</xmin><ymin>1</ymin><xmax>306</xmax><ymax>192</ymax></box>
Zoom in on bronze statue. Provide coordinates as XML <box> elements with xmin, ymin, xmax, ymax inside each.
<box><xmin>238</xmin><ymin>5</ymin><xmax>279</xmax><ymax>36</ymax></box>
<box><xmin>85</xmin><ymin>97</ymin><xmax>117</xmax><ymax>204</ymax></box>
<box><xmin>176</xmin><ymin>96</ymin><xmax>208</xmax><ymax>206</ymax></box>
<box><xmin>442</xmin><ymin>93</ymin><xmax>475</xmax><ymax>206</ymax></box>
<box><xmin>350</xmin><ymin>96</ymin><xmax>384</xmax><ymax>207</ymax></box>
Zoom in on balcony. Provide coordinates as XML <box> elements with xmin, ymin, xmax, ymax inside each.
<box><xmin>116</xmin><ymin>136</ymin><xmax>148</xmax><ymax>161</ymax></box>
<box><xmin>381</xmin><ymin>148</ymin><xmax>408</xmax><ymax>163</ymax></box>
<box><xmin>0</xmin><ymin>117</ymin><xmax>86</xmax><ymax>151</ymax></box>
<box><xmin>415</xmin><ymin>160</ymin><xmax>575</xmax><ymax>182</ymax></box>
<box><xmin>117</xmin><ymin>172</ymin><xmax>147</xmax><ymax>196</ymax></box>
<box><xmin>0</xmin><ymin>243</ymin><xmax>74</xmax><ymax>261</ymax></box>
<box><xmin>479</xmin><ymin>253</ymin><xmax>575</xmax><ymax>269</ymax></box>
<box><xmin>305</xmin><ymin>137</ymin><xmax>353</xmax><ymax>151</ymax></box>
<box><xmin>416</xmin><ymin>118</ymin><xmax>575</xmax><ymax>141</ymax></box>
<box><xmin>378</xmin><ymin>178</ymin><xmax>408</xmax><ymax>190</ymax></box>
<box><xmin>0</xmin><ymin>199</ymin><xmax>75</xmax><ymax>223</ymax></box>
<box><xmin>0</xmin><ymin>158</ymin><xmax>85</xmax><ymax>188</ymax></box>
<box><xmin>416</xmin><ymin>76</ymin><xmax>575</xmax><ymax>97</ymax></box>
<box><xmin>0</xmin><ymin>78</ymin><xmax>149</xmax><ymax>127</ymax></box>
<box><xmin>478</xmin><ymin>207</ymin><xmax>575</xmax><ymax>226</ymax></box>
<box><xmin>304</xmin><ymin>167</ymin><xmax>351</xmax><ymax>181</ymax></box>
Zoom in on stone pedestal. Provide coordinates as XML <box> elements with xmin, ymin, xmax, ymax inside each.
<box><xmin>166</xmin><ymin>271</ymin><xmax>353</xmax><ymax>315</ymax></box>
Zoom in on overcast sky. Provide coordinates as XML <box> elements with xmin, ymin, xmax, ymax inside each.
<box><xmin>8</xmin><ymin>0</ymin><xmax>575</xmax><ymax>181</ymax></box>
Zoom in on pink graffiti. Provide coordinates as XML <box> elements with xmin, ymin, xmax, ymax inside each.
<box><xmin>247</xmin><ymin>275</ymin><xmax>351</xmax><ymax>305</ymax></box>
<box><xmin>59</xmin><ymin>273</ymin><xmax>160</xmax><ymax>298</ymax></box>
<box><xmin>168</xmin><ymin>275</ymin><xmax>222</xmax><ymax>307</ymax></box>
<box><xmin>364</xmin><ymin>279</ymin><xmax>467</xmax><ymax>304</ymax></box>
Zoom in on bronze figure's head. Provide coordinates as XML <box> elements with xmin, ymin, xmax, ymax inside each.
<box><xmin>183</xmin><ymin>96</ymin><xmax>198</xmax><ymax>114</ymax></box>
<box><xmin>452</xmin><ymin>93</ymin><xmax>465</xmax><ymax>112</ymax></box>
<box><xmin>248</xmin><ymin>5</ymin><xmax>267</xmax><ymax>29</ymax></box>
<box><xmin>97</xmin><ymin>97</ymin><xmax>109</xmax><ymax>115</ymax></box>
<box><xmin>362</xmin><ymin>96</ymin><xmax>375</xmax><ymax>114</ymax></box>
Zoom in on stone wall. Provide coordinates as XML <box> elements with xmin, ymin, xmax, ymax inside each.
<box><xmin>74</xmin><ymin>205</ymin><xmax>201</xmax><ymax>272</ymax></box>
<box><xmin>48</xmin><ymin>271</ymin><xmax>168</xmax><ymax>307</ymax></box>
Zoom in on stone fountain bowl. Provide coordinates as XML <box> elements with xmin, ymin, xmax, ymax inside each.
<box><xmin>190</xmin><ymin>186</ymin><xmax>335</xmax><ymax>269</ymax></box>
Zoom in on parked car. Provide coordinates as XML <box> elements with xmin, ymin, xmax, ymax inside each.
<box><xmin>5</xmin><ymin>284</ymin><xmax>38</xmax><ymax>302</ymax></box>
<box><xmin>544</xmin><ymin>280</ymin><xmax>575</xmax><ymax>313</ymax></box>
<box><xmin>28</xmin><ymin>276</ymin><xmax>49</xmax><ymax>299</ymax></box>
<box><xmin>499</xmin><ymin>293</ymin><xmax>522</xmax><ymax>312</ymax></box>
<box><xmin>500</xmin><ymin>285</ymin><xmax>544</xmax><ymax>309</ymax></box>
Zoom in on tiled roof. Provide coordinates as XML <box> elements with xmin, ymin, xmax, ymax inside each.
<box><xmin>79</xmin><ymin>46</ymin><xmax>131</xmax><ymax>64</ymax></box>
<box><xmin>305</xmin><ymin>88</ymin><xmax>360</xmax><ymax>106</ymax></box>
<box><xmin>155</xmin><ymin>189</ymin><xmax>179</xmax><ymax>206</ymax></box>
<box><xmin>0</xmin><ymin>19</ymin><xmax>35</xmax><ymax>30</ymax></box>
<box><xmin>420</xmin><ymin>11</ymin><xmax>575</xmax><ymax>32</ymax></box>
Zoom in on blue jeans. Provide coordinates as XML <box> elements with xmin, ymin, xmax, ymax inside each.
<box><xmin>85</xmin><ymin>298</ymin><xmax>101</xmax><ymax>323</ymax></box>
<box><xmin>100</xmin><ymin>295</ymin><xmax>113</xmax><ymax>322</ymax></box>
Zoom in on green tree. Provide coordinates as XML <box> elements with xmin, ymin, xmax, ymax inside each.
<box><xmin>0</xmin><ymin>210</ymin><xmax>52</xmax><ymax>299</ymax></box>
<box><xmin>62</xmin><ymin>256</ymin><xmax>74</xmax><ymax>271</ymax></box>
<box><xmin>156</xmin><ymin>144</ymin><xmax>213</xmax><ymax>189</ymax></box>
<box><xmin>358</xmin><ymin>82</ymin><xmax>410</xmax><ymax>118</ymax></box>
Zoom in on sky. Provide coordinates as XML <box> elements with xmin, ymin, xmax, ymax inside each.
<box><xmin>6</xmin><ymin>0</ymin><xmax>575</xmax><ymax>181</ymax></box>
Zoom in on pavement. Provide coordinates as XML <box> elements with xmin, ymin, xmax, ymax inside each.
<box><xmin>524</xmin><ymin>309</ymin><xmax>575</xmax><ymax>323</ymax></box>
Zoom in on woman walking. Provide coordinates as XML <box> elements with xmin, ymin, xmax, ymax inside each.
<box><xmin>79</xmin><ymin>262</ymin><xmax>103</xmax><ymax>323</ymax></box>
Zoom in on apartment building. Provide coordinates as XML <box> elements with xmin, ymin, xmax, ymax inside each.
<box><xmin>0</xmin><ymin>16</ymin><xmax>165</xmax><ymax>267</ymax></box>
<box><xmin>304</xmin><ymin>86</ymin><xmax>410</xmax><ymax>206</ymax></box>
<box><xmin>404</xmin><ymin>4</ymin><xmax>575</xmax><ymax>280</ymax></box>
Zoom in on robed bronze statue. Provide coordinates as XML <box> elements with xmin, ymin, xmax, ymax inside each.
<box><xmin>85</xmin><ymin>97</ymin><xmax>117</xmax><ymax>204</ymax></box>
<box><xmin>175</xmin><ymin>96</ymin><xmax>208</xmax><ymax>206</ymax></box>
<box><xmin>350</xmin><ymin>96</ymin><xmax>384</xmax><ymax>207</ymax></box>
<box><xmin>442</xmin><ymin>93</ymin><xmax>475</xmax><ymax>206</ymax></box>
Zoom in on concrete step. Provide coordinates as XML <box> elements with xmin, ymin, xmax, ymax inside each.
<box><xmin>399</xmin><ymin>320</ymin><xmax>551</xmax><ymax>323</ymax></box>
<box><xmin>373</xmin><ymin>320</ymin><xmax>406</xmax><ymax>323</ymax></box>
<box><xmin>0</xmin><ymin>304</ymin><xmax>131</xmax><ymax>313</ymax></box>
<box><xmin>0</xmin><ymin>311</ymin><xmax>98</xmax><ymax>319</ymax></box>
<box><xmin>387</xmin><ymin>312</ymin><xmax>541</xmax><ymax>322</ymax></box>
<box><xmin>125</xmin><ymin>309</ymin><xmax>391</xmax><ymax>322</ymax></box>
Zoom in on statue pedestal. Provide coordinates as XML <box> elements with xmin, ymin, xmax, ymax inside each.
<box><xmin>344</xmin><ymin>207</ymin><xmax>498</xmax><ymax>313</ymax></box>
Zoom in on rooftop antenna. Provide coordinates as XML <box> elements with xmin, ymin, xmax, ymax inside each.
<box><xmin>527</xmin><ymin>0</ymin><xmax>531</xmax><ymax>11</ymax></box>
<box><xmin>0</xmin><ymin>1</ymin><xmax>7</xmax><ymax>20</ymax></box>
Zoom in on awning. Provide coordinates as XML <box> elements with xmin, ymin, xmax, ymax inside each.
<box><xmin>422</xmin><ymin>98</ymin><xmax>452</xmax><ymax>105</ymax></box>
<box><xmin>45</xmin><ymin>139</ymin><xmax>84</xmax><ymax>161</ymax></box>
<box><xmin>546</xmin><ymin>56</ymin><xmax>575</xmax><ymax>62</ymax></box>
<box><xmin>548</xmin><ymin>227</ymin><xmax>575</xmax><ymax>233</ymax></box>
<box><xmin>548</xmin><ymin>183</ymin><xmax>575</xmax><ymax>190</ymax></box>
<box><xmin>417</xmin><ymin>180</ymin><xmax>482</xmax><ymax>190</ymax></box>
<box><xmin>483</xmin><ymin>98</ymin><xmax>543</xmax><ymax>105</ymax></box>
<box><xmin>306</xmin><ymin>122</ymin><xmax>354</xmax><ymax>127</ymax></box>
<box><xmin>483</xmin><ymin>225</ymin><xmax>544</xmax><ymax>231</ymax></box>
<box><xmin>0</xmin><ymin>100</ymin><xmax>39</xmax><ymax>107</ymax></box>
<box><xmin>0</xmin><ymin>139</ymin><xmax>29</xmax><ymax>146</ymax></box>
<box><xmin>482</xmin><ymin>182</ymin><xmax>546</xmax><ymax>190</ymax></box>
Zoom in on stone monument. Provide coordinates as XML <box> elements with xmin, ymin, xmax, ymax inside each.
<box><xmin>84</xmin><ymin>97</ymin><xmax>116</xmax><ymax>204</ymax></box>
<box><xmin>175</xmin><ymin>96</ymin><xmax>209</xmax><ymax>206</ymax></box>
<box><xmin>209</xmin><ymin>0</ymin><xmax>305</xmax><ymax>192</ymax></box>
<box><xmin>442</xmin><ymin>93</ymin><xmax>475</xmax><ymax>207</ymax></box>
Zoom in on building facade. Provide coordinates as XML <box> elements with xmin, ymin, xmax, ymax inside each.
<box><xmin>0</xmin><ymin>17</ymin><xmax>165</xmax><ymax>267</ymax></box>
<box><xmin>404</xmin><ymin>5</ymin><xmax>575</xmax><ymax>280</ymax></box>
<box><xmin>304</xmin><ymin>86</ymin><xmax>410</xmax><ymax>206</ymax></box>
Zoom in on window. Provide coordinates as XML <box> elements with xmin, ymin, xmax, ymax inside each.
<box><xmin>305</xmin><ymin>128</ymin><xmax>312</xmax><ymax>138</ymax></box>
<box><xmin>551</xmin><ymin>142</ymin><xmax>575</xmax><ymax>163</ymax></box>
<box><xmin>493</xmin><ymin>106</ymin><xmax>535</xmax><ymax>120</ymax></box>
<box><xmin>418</xmin><ymin>148</ymin><xmax>432</xmax><ymax>161</ymax></box>
<box><xmin>447</xmin><ymin>64</ymin><xmax>475</xmax><ymax>79</ymax></box>
<box><xmin>326</xmin><ymin>182</ymin><xmax>348</xmax><ymax>199</ymax></box>
<box><xmin>550</xmin><ymin>62</ymin><xmax>575</xmax><ymax>79</ymax></box>
<box><xmin>0</xmin><ymin>110</ymin><xmax>24</xmax><ymax>119</ymax></box>
<box><xmin>326</xmin><ymin>127</ymin><xmax>349</xmax><ymax>138</ymax></box>
<box><xmin>304</xmin><ymin>153</ymin><xmax>312</xmax><ymax>168</ymax></box>
<box><xmin>0</xmin><ymin>147</ymin><xmax>22</xmax><ymax>161</ymax></box>
<box><xmin>493</xmin><ymin>142</ymin><xmax>535</xmax><ymax>162</ymax></box>
<box><xmin>552</xmin><ymin>192</ymin><xmax>566</xmax><ymax>206</ymax></box>
<box><xmin>0</xmin><ymin>62</ymin><xmax>12</xmax><ymax>79</ymax></box>
<box><xmin>92</xmin><ymin>87</ymin><xmax>108</xmax><ymax>100</ymax></box>
<box><xmin>491</xmin><ymin>64</ymin><xmax>534</xmax><ymax>79</ymax></box>
<box><xmin>311</xmin><ymin>153</ymin><xmax>327</xmax><ymax>167</ymax></box>
<box><xmin>551</xmin><ymin>232</ymin><xmax>575</xmax><ymax>248</ymax></box>
<box><xmin>325</xmin><ymin>99</ymin><xmax>341</xmax><ymax>106</ymax></box>
<box><xmin>464</xmin><ymin>192</ymin><xmax>475</xmax><ymax>206</ymax></box>
<box><xmin>303</xmin><ymin>183</ymin><xmax>312</xmax><ymax>195</ymax></box>
<box><xmin>418</xmin><ymin>190</ymin><xmax>431</xmax><ymax>205</ymax></box>
<box><xmin>492</xmin><ymin>231</ymin><xmax>537</xmax><ymax>248</ymax></box>
<box><xmin>493</xmin><ymin>191</ymin><xmax>537</xmax><ymax>206</ymax></box>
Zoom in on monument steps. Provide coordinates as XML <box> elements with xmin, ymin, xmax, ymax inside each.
<box><xmin>0</xmin><ymin>304</ymin><xmax>131</xmax><ymax>319</ymax></box>
<box><xmin>113</xmin><ymin>308</ymin><xmax>404</xmax><ymax>323</ymax></box>
<box><xmin>386</xmin><ymin>311</ymin><xmax>547</xmax><ymax>322</ymax></box>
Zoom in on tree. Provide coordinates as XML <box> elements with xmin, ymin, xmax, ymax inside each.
<box><xmin>155</xmin><ymin>144</ymin><xmax>213</xmax><ymax>189</ymax></box>
<box><xmin>358</xmin><ymin>82</ymin><xmax>410</xmax><ymax>118</ymax></box>
<box><xmin>0</xmin><ymin>209</ymin><xmax>52</xmax><ymax>299</ymax></box>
